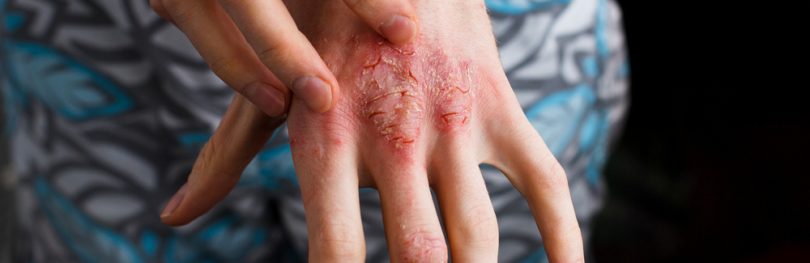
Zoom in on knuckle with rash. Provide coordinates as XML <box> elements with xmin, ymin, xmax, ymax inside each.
<box><xmin>355</xmin><ymin>35</ymin><xmax>473</xmax><ymax>151</ymax></box>
<box><xmin>396</xmin><ymin>230</ymin><xmax>448</xmax><ymax>262</ymax></box>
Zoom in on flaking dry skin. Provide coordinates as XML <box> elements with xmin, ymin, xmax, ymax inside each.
<box><xmin>351</xmin><ymin>35</ymin><xmax>474</xmax><ymax>150</ymax></box>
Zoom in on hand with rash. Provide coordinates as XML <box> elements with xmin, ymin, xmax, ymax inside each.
<box><xmin>159</xmin><ymin>0</ymin><xmax>583</xmax><ymax>262</ymax></box>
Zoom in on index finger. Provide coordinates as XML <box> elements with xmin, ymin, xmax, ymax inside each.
<box><xmin>218</xmin><ymin>0</ymin><xmax>339</xmax><ymax>113</ymax></box>
<box><xmin>161</xmin><ymin>95</ymin><xmax>283</xmax><ymax>226</ymax></box>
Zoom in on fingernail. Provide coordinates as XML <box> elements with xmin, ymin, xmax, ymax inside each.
<box><xmin>243</xmin><ymin>82</ymin><xmax>286</xmax><ymax>116</ymax></box>
<box><xmin>380</xmin><ymin>15</ymin><xmax>417</xmax><ymax>44</ymax></box>
<box><xmin>161</xmin><ymin>183</ymin><xmax>188</xmax><ymax>219</ymax></box>
<box><xmin>292</xmin><ymin>76</ymin><xmax>333</xmax><ymax>113</ymax></box>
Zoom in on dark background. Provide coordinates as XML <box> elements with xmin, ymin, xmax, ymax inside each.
<box><xmin>591</xmin><ymin>1</ymin><xmax>810</xmax><ymax>262</ymax></box>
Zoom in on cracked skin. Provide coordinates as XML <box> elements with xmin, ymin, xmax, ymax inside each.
<box><xmin>338</xmin><ymin>34</ymin><xmax>474</xmax><ymax>150</ymax></box>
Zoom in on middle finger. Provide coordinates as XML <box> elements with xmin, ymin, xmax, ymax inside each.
<box><xmin>373</xmin><ymin>160</ymin><xmax>448</xmax><ymax>262</ymax></box>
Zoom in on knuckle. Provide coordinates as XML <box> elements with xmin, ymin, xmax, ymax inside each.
<box><xmin>354</xmin><ymin>36</ymin><xmax>474</xmax><ymax>149</ymax></box>
<box><xmin>537</xmin><ymin>158</ymin><xmax>569</xmax><ymax>191</ymax></box>
<box><xmin>206</xmin><ymin>56</ymin><xmax>240</xmax><ymax>86</ymax></box>
<box><xmin>288</xmin><ymin>104</ymin><xmax>361</xmax><ymax>153</ymax></box>
<box><xmin>460</xmin><ymin>204</ymin><xmax>499</xmax><ymax>244</ymax></box>
<box><xmin>255</xmin><ymin>42</ymin><xmax>289</xmax><ymax>67</ymax></box>
<box><xmin>197</xmin><ymin>135</ymin><xmax>243</xmax><ymax>184</ymax></box>
<box><xmin>396</xmin><ymin>230</ymin><xmax>448</xmax><ymax>263</ymax></box>
<box><xmin>199</xmin><ymin>138</ymin><xmax>220</xmax><ymax>170</ymax></box>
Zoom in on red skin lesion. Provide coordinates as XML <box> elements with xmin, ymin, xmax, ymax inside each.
<box><xmin>347</xmin><ymin>34</ymin><xmax>474</xmax><ymax>151</ymax></box>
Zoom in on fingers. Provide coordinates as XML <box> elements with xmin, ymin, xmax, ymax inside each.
<box><xmin>488</xmin><ymin>115</ymin><xmax>584</xmax><ymax>263</ymax></box>
<box><xmin>154</xmin><ymin>0</ymin><xmax>291</xmax><ymax>117</ymax></box>
<box><xmin>218</xmin><ymin>0</ymin><xmax>338</xmax><ymax>113</ymax></box>
<box><xmin>160</xmin><ymin>95</ymin><xmax>283</xmax><ymax>226</ymax></box>
<box><xmin>288</xmin><ymin>119</ymin><xmax>366</xmax><ymax>261</ymax></box>
<box><xmin>373</xmin><ymin>163</ymin><xmax>448</xmax><ymax>262</ymax></box>
<box><xmin>431</xmin><ymin>141</ymin><xmax>499</xmax><ymax>262</ymax></box>
<box><xmin>342</xmin><ymin>0</ymin><xmax>418</xmax><ymax>44</ymax></box>
<box><xmin>295</xmin><ymin>153</ymin><xmax>366</xmax><ymax>261</ymax></box>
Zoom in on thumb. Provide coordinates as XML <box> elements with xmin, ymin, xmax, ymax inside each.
<box><xmin>343</xmin><ymin>0</ymin><xmax>419</xmax><ymax>45</ymax></box>
<box><xmin>160</xmin><ymin>95</ymin><xmax>284</xmax><ymax>226</ymax></box>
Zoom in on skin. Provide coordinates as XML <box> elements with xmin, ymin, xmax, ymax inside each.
<box><xmin>157</xmin><ymin>0</ymin><xmax>584</xmax><ymax>262</ymax></box>
<box><xmin>150</xmin><ymin>0</ymin><xmax>418</xmax><ymax>116</ymax></box>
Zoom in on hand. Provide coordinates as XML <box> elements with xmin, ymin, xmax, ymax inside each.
<box><xmin>160</xmin><ymin>0</ymin><xmax>584</xmax><ymax>262</ymax></box>
<box><xmin>149</xmin><ymin>0</ymin><xmax>418</xmax><ymax>116</ymax></box>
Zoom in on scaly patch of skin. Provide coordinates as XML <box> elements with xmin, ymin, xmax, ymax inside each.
<box><xmin>177</xmin><ymin>0</ymin><xmax>583</xmax><ymax>261</ymax></box>
<box><xmin>350</xmin><ymin>34</ymin><xmax>474</xmax><ymax>150</ymax></box>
